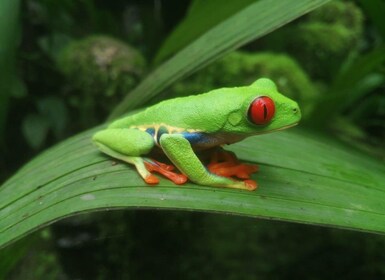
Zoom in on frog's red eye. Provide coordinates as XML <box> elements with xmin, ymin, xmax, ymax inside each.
<box><xmin>248</xmin><ymin>96</ymin><xmax>275</xmax><ymax>125</ymax></box>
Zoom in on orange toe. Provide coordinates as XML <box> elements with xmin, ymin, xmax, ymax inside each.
<box><xmin>144</xmin><ymin>174</ymin><xmax>160</xmax><ymax>185</ymax></box>
<box><xmin>151</xmin><ymin>159</ymin><xmax>175</xmax><ymax>171</ymax></box>
<box><xmin>169</xmin><ymin>173</ymin><xmax>188</xmax><ymax>185</ymax></box>
<box><xmin>144</xmin><ymin>160</ymin><xmax>188</xmax><ymax>185</ymax></box>
<box><xmin>244</xmin><ymin>179</ymin><xmax>257</xmax><ymax>191</ymax></box>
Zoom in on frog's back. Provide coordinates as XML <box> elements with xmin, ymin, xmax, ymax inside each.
<box><xmin>109</xmin><ymin>87</ymin><xmax>246</xmax><ymax>132</ymax></box>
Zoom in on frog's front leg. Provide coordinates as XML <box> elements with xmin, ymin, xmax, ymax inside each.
<box><xmin>159</xmin><ymin>134</ymin><xmax>257</xmax><ymax>191</ymax></box>
<box><xmin>93</xmin><ymin>128</ymin><xmax>187</xmax><ymax>184</ymax></box>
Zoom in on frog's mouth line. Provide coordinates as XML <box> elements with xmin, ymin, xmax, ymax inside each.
<box><xmin>258</xmin><ymin>122</ymin><xmax>299</xmax><ymax>134</ymax></box>
<box><xmin>248</xmin><ymin>122</ymin><xmax>299</xmax><ymax>137</ymax></box>
<box><xmin>273</xmin><ymin>122</ymin><xmax>299</xmax><ymax>132</ymax></box>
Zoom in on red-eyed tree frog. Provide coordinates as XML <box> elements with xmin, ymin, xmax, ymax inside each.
<box><xmin>93</xmin><ymin>78</ymin><xmax>301</xmax><ymax>191</ymax></box>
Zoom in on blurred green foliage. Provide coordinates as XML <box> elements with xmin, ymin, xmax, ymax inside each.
<box><xmin>0</xmin><ymin>0</ymin><xmax>24</xmax><ymax>175</ymax></box>
<box><xmin>57</xmin><ymin>35</ymin><xmax>146</xmax><ymax>125</ymax></box>
<box><xmin>287</xmin><ymin>1</ymin><xmax>364</xmax><ymax>80</ymax></box>
<box><xmin>259</xmin><ymin>0</ymin><xmax>364</xmax><ymax>81</ymax></box>
<box><xmin>1</xmin><ymin>0</ymin><xmax>385</xmax><ymax>278</ymax></box>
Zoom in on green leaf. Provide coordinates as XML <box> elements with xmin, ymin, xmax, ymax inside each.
<box><xmin>333</xmin><ymin>46</ymin><xmax>385</xmax><ymax>91</ymax></box>
<box><xmin>309</xmin><ymin>46</ymin><xmax>385</xmax><ymax>126</ymax></box>
<box><xmin>1</xmin><ymin>127</ymin><xmax>385</xmax><ymax>249</ymax></box>
<box><xmin>358</xmin><ymin>0</ymin><xmax>385</xmax><ymax>40</ymax></box>
<box><xmin>109</xmin><ymin>0</ymin><xmax>330</xmax><ymax>119</ymax></box>
<box><xmin>154</xmin><ymin>0</ymin><xmax>257</xmax><ymax>64</ymax></box>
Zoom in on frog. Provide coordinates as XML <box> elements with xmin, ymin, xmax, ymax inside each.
<box><xmin>93</xmin><ymin>78</ymin><xmax>301</xmax><ymax>191</ymax></box>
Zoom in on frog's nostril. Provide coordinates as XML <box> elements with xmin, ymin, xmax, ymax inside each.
<box><xmin>293</xmin><ymin>107</ymin><xmax>298</xmax><ymax>113</ymax></box>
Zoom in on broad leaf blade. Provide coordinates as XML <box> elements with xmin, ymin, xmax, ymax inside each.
<box><xmin>153</xmin><ymin>0</ymin><xmax>257</xmax><ymax>64</ymax></box>
<box><xmin>109</xmin><ymin>0</ymin><xmax>330</xmax><ymax>119</ymax></box>
<box><xmin>1</xmin><ymin>127</ymin><xmax>385</xmax><ymax>248</ymax></box>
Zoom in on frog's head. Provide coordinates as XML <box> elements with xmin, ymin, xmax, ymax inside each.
<box><xmin>225</xmin><ymin>78</ymin><xmax>301</xmax><ymax>134</ymax></box>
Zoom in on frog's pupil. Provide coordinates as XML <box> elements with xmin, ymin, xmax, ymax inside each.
<box><xmin>263</xmin><ymin>104</ymin><xmax>267</xmax><ymax>120</ymax></box>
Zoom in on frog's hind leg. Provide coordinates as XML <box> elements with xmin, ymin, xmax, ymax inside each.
<box><xmin>93</xmin><ymin>128</ymin><xmax>187</xmax><ymax>185</ymax></box>
<box><xmin>93</xmin><ymin>142</ymin><xmax>158</xmax><ymax>184</ymax></box>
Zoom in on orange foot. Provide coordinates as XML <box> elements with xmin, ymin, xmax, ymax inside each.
<box><xmin>144</xmin><ymin>159</ymin><xmax>187</xmax><ymax>185</ymax></box>
<box><xmin>207</xmin><ymin>149</ymin><xmax>259</xmax><ymax>187</ymax></box>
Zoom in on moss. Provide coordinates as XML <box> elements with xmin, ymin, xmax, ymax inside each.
<box><xmin>285</xmin><ymin>1</ymin><xmax>364</xmax><ymax>80</ymax></box>
<box><xmin>168</xmin><ymin>51</ymin><xmax>317</xmax><ymax>118</ymax></box>
<box><xmin>308</xmin><ymin>1</ymin><xmax>364</xmax><ymax>33</ymax></box>
<box><xmin>57</xmin><ymin>35</ymin><xmax>146</xmax><ymax>123</ymax></box>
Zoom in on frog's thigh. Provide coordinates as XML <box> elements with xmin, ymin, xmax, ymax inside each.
<box><xmin>159</xmin><ymin>134</ymin><xmax>240</xmax><ymax>188</ymax></box>
<box><xmin>93</xmin><ymin>128</ymin><xmax>154</xmax><ymax>156</ymax></box>
<box><xmin>93</xmin><ymin>128</ymin><xmax>156</xmax><ymax>180</ymax></box>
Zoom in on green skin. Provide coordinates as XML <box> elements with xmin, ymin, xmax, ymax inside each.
<box><xmin>93</xmin><ymin>78</ymin><xmax>301</xmax><ymax>190</ymax></box>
